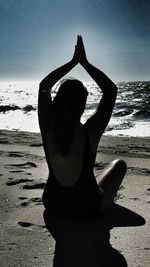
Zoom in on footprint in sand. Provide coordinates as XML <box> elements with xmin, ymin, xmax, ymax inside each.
<box><xmin>23</xmin><ymin>182</ymin><xmax>45</xmax><ymax>190</ymax></box>
<box><xmin>0</xmin><ymin>140</ymin><xmax>10</xmax><ymax>144</ymax></box>
<box><xmin>9</xmin><ymin>170</ymin><xmax>24</xmax><ymax>173</ymax></box>
<box><xmin>30</xmin><ymin>143</ymin><xmax>42</xmax><ymax>147</ymax></box>
<box><xmin>9</xmin><ymin>170</ymin><xmax>32</xmax><ymax>175</ymax></box>
<box><xmin>20</xmin><ymin>197</ymin><xmax>42</xmax><ymax>207</ymax></box>
<box><xmin>18</xmin><ymin>221</ymin><xmax>33</xmax><ymax>227</ymax></box>
<box><xmin>142</xmin><ymin>168</ymin><xmax>150</xmax><ymax>175</ymax></box>
<box><xmin>6</xmin><ymin>161</ymin><xmax>37</xmax><ymax>169</ymax></box>
<box><xmin>18</xmin><ymin>221</ymin><xmax>46</xmax><ymax>232</ymax></box>
<box><xmin>19</xmin><ymin>196</ymin><xmax>28</xmax><ymax>200</ymax></box>
<box><xmin>143</xmin><ymin>247</ymin><xmax>150</xmax><ymax>251</ymax></box>
<box><xmin>6</xmin><ymin>178</ymin><xmax>33</xmax><ymax>186</ymax></box>
<box><xmin>8</xmin><ymin>152</ymin><xmax>23</xmax><ymax>157</ymax></box>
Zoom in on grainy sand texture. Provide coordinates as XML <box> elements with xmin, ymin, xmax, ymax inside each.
<box><xmin>0</xmin><ymin>130</ymin><xmax>149</xmax><ymax>266</ymax></box>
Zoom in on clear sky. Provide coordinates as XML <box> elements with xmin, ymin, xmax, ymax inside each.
<box><xmin>0</xmin><ymin>0</ymin><xmax>150</xmax><ymax>82</ymax></box>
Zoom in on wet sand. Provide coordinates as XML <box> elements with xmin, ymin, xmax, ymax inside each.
<box><xmin>0</xmin><ymin>130</ymin><xmax>149</xmax><ymax>266</ymax></box>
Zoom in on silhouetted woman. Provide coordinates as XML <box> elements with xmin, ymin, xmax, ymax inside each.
<box><xmin>38</xmin><ymin>36</ymin><xmax>127</xmax><ymax>221</ymax></box>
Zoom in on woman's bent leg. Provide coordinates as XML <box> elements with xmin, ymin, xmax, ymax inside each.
<box><xmin>96</xmin><ymin>159</ymin><xmax>127</xmax><ymax>213</ymax></box>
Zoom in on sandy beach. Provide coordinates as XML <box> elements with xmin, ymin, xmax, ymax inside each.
<box><xmin>0</xmin><ymin>129</ymin><xmax>150</xmax><ymax>266</ymax></box>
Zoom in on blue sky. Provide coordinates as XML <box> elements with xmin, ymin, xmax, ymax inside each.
<box><xmin>0</xmin><ymin>0</ymin><xmax>150</xmax><ymax>82</ymax></box>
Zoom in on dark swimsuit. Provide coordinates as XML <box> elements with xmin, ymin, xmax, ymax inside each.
<box><xmin>42</xmin><ymin>127</ymin><xmax>101</xmax><ymax>219</ymax></box>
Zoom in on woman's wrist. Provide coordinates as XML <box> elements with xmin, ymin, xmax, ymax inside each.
<box><xmin>71</xmin><ymin>57</ymin><xmax>78</xmax><ymax>67</ymax></box>
<box><xmin>80</xmin><ymin>57</ymin><xmax>88</xmax><ymax>65</ymax></box>
<box><xmin>80</xmin><ymin>58</ymin><xmax>89</xmax><ymax>68</ymax></box>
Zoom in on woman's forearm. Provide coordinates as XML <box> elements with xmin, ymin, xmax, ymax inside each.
<box><xmin>81</xmin><ymin>60</ymin><xmax>117</xmax><ymax>96</ymax></box>
<box><xmin>40</xmin><ymin>59</ymin><xmax>77</xmax><ymax>90</ymax></box>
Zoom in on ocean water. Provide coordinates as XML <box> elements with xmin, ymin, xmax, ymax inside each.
<box><xmin>0</xmin><ymin>81</ymin><xmax>150</xmax><ymax>137</ymax></box>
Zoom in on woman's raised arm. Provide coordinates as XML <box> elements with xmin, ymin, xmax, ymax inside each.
<box><xmin>77</xmin><ymin>36</ymin><xmax>117</xmax><ymax>151</ymax></box>
<box><xmin>38</xmin><ymin>40</ymin><xmax>79</xmax><ymax>135</ymax></box>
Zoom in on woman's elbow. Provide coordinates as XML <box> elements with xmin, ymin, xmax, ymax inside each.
<box><xmin>39</xmin><ymin>79</ymin><xmax>45</xmax><ymax>88</ymax></box>
<box><xmin>111</xmin><ymin>84</ymin><xmax>118</xmax><ymax>97</ymax></box>
<box><xmin>39</xmin><ymin>79</ymin><xmax>48</xmax><ymax>92</ymax></box>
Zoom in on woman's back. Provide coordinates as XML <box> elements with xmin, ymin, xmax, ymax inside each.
<box><xmin>42</xmin><ymin>123</ymin><xmax>101</xmax><ymax>219</ymax></box>
<box><xmin>45</xmin><ymin>123</ymin><xmax>86</xmax><ymax>187</ymax></box>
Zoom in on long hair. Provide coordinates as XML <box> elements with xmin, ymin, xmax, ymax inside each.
<box><xmin>52</xmin><ymin>79</ymin><xmax>88</xmax><ymax>157</ymax></box>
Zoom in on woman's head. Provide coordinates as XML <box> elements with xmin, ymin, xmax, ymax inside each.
<box><xmin>52</xmin><ymin>79</ymin><xmax>88</xmax><ymax>157</ymax></box>
<box><xmin>53</xmin><ymin>79</ymin><xmax>88</xmax><ymax>122</ymax></box>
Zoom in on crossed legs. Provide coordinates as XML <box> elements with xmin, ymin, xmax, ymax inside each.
<box><xmin>96</xmin><ymin>159</ymin><xmax>127</xmax><ymax>213</ymax></box>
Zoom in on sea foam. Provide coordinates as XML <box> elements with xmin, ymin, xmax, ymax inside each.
<box><xmin>0</xmin><ymin>81</ymin><xmax>150</xmax><ymax>136</ymax></box>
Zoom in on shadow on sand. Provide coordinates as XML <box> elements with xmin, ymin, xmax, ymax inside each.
<box><xmin>44</xmin><ymin>203</ymin><xmax>145</xmax><ymax>267</ymax></box>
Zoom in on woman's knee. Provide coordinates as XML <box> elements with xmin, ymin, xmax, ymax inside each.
<box><xmin>112</xmin><ymin>159</ymin><xmax>127</xmax><ymax>176</ymax></box>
